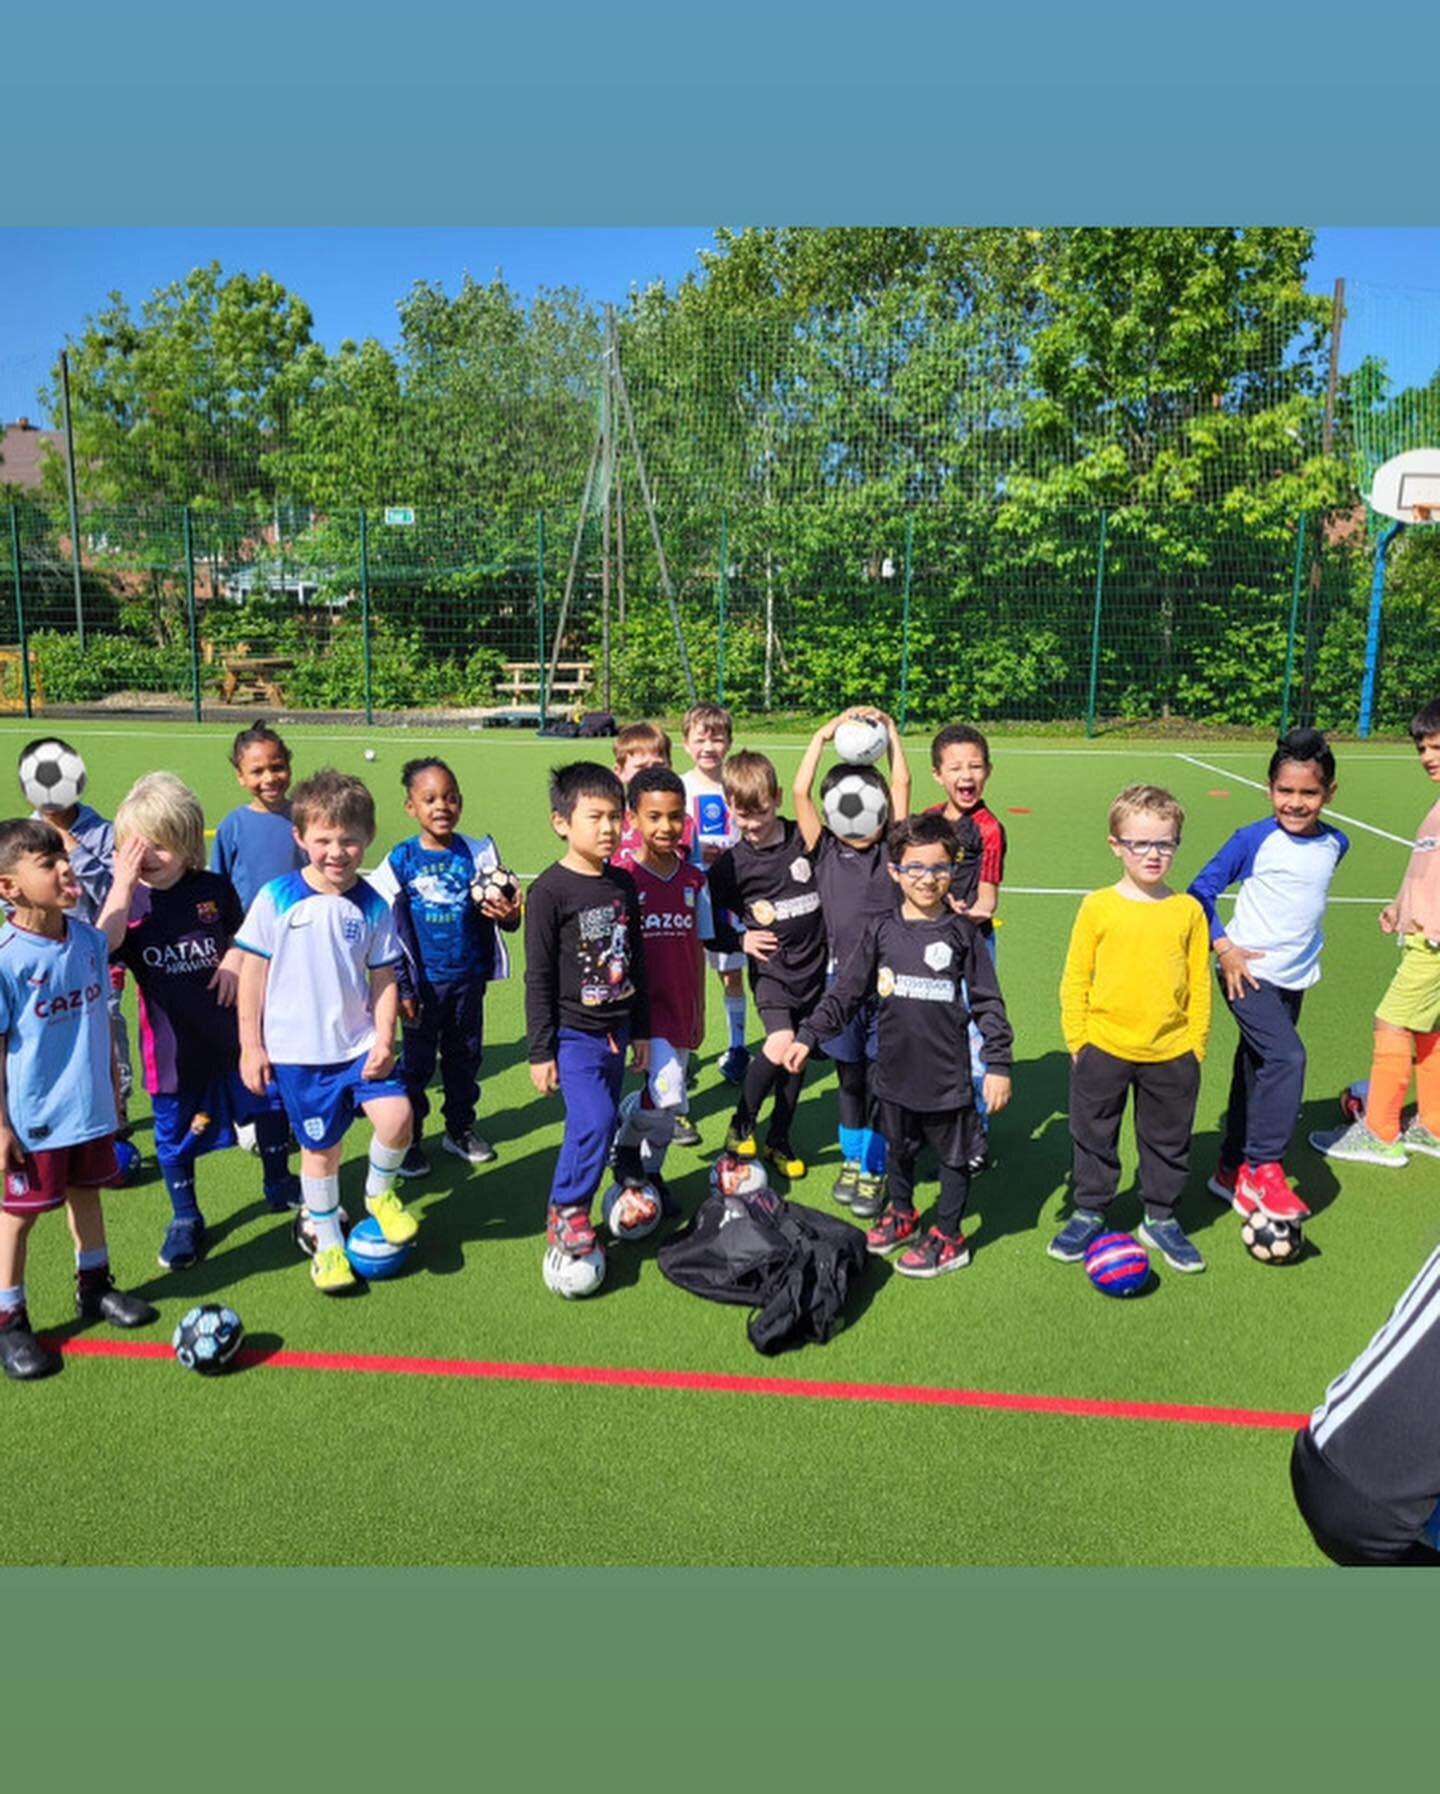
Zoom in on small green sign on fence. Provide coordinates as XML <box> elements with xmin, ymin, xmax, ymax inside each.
<box><xmin>383</xmin><ymin>506</ymin><xmax>416</xmax><ymax>526</ymax></box>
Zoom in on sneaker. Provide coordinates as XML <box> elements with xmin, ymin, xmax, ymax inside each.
<box><xmin>365</xmin><ymin>1189</ymin><xmax>420</xmax><ymax>1244</ymax></box>
<box><xmin>75</xmin><ymin>1277</ymin><xmax>158</xmax><ymax>1327</ymax></box>
<box><xmin>851</xmin><ymin>1172</ymin><xmax>887</xmax><ymax>1219</ymax></box>
<box><xmin>719</xmin><ymin>1046</ymin><xmax>751</xmax><ymax>1085</ymax></box>
<box><xmin>397</xmin><ymin>1145</ymin><xmax>430</xmax><ymax>1180</ymax></box>
<box><xmin>723</xmin><ymin>1126</ymin><xmax>758</xmax><ymax>1159</ymax></box>
<box><xmin>311</xmin><ymin>1244</ymin><xmax>357</xmax><ymax>1294</ymax></box>
<box><xmin>866</xmin><ymin>1206</ymin><xmax>920</xmax><ymax>1256</ymax></box>
<box><xmin>547</xmin><ymin>1203</ymin><xmax>598</xmax><ymax>1256</ymax></box>
<box><xmin>671</xmin><ymin>1117</ymin><xmax>702</xmax><ymax>1148</ymax></box>
<box><xmin>762</xmin><ymin>1141</ymin><xmax>807</xmax><ymax>1180</ymax></box>
<box><xmin>895</xmin><ymin>1227</ymin><xmax>971</xmax><ymax>1278</ymax></box>
<box><xmin>1401</xmin><ymin>1120</ymin><xmax>1440</xmax><ymax>1160</ymax></box>
<box><xmin>157</xmin><ymin>1216</ymin><xmax>208</xmax><ymax>1271</ymax></box>
<box><xmin>263</xmin><ymin>1174</ymin><xmax>305</xmax><ymax>1212</ymax></box>
<box><xmin>1047</xmin><ymin>1209</ymin><xmax>1107</xmax><ymax>1263</ymax></box>
<box><xmin>831</xmin><ymin>1161</ymin><xmax>862</xmax><ymax>1206</ymax></box>
<box><xmin>966</xmin><ymin>1149</ymin><xmax>990</xmax><ymax>1177</ymax></box>
<box><xmin>1206</xmin><ymin>1162</ymin><xmax>1256</xmax><ymax>1218</ymax></box>
<box><xmin>0</xmin><ymin>1308</ymin><xmax>60</xmax><ymax>1380</ymax></box>
<box><xmin>442</xmin><ymin>1129</ymin><xmax>497</xmax><ymax>1166</ymax></box>
<box><xmin>1237</xmin><ymin>1160</ymin><xmax>1310</xmax><ymax>1223</ymax></box>
<box><xmin>1138</xmin><ymin>1215</ymin><xmax>1206</xmax><ymax>1274</ymax></box>
<box><xmin>1308</xmin><ymin>1120</ymin><xmax>1408</xmax><ymax>1169</ymax></box>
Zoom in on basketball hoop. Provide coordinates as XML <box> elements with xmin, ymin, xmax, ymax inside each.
<box><xmin>1370</xmin><ymin>448</ymin><xmax>1440</xmax><ymax>524</ymax></box>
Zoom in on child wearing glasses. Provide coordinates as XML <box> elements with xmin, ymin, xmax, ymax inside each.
<box><xmin>1051</xmin><ymin>784</ymin><xmax>1212</xmax><ymax>1274</ymax></box>
<box><xmin>785</xmin><ymin>813</ymin><xmax>1012</xmax><ymax>1278</ymax></box>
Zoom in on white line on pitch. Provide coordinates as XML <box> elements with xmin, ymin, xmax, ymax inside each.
<box><xmin>1173</xmin><ymin>754</ymin><xmax>1412</xmax><ymax>848</ymax></box>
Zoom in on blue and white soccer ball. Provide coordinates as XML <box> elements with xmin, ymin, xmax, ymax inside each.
<box><xmin>293</xmin><ymin>1204</ymin><xmax>350</xmax><ymax>1259</ymax></box>
<box><xmin>822</xmin><ymin>771</ymin><xmax>889</xmax><ymax>843</ymax></box>
<box><xmin>113</xmin><ymin>1138</ymin><xmax>142</xmax><ymax>1184</ymax></box>
<box><xmin>172</xmin><ymin>1303</ymin><xmax>245</xmax><ymax>1376</ymax></box>
<box><xmin>602</xmin><ymin>1180</ymin><xmax>663</xmax><ymax>1242</ymax></box>
<box><xmin>344</xmin><ymin>1215</ymin><xmax>412</xmax><ymax>1281</ymax></box>
<box><xmin>832</xmin><ymin>715</ymin><xmax>888</xmax><ymax>767</ymax></box>
<box><xmin>19</xmin><ymin>738</ymin><xmax>87</xmax><ymax>812</ymax></box>
<box><xmin>542</xmin><ymin>1243</ymin><xmax>606</xmax><ymax>1299</ymax></box>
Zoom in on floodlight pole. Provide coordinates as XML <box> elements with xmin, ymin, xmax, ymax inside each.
<box><xmin>59</xmin><ymin>350</ymin><xmax>85</xmax><ymax>649</ymax></box>
<box><xmin>1357</xmin><ymin>520</ymin><xmax>1402</xmax><ymax>740</ymax></box>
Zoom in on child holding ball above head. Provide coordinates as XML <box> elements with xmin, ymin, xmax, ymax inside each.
<box><xmin>524</xmin><ymin>763</ymin><xmax>650</xmax><ymax>1277</ymax></box>
<box><xmin>370</xmin><ymin>758</ymin><xmax>521</xmax><ymax>1179</ymax></box>
<box><xmin>236</xmin><ymin>770</ymin><xmax>417</xmax><ymax>1296</ymax></box>
<box><xmin>97</xmin><ymin>775</ymin><xmax>301</xmax><ymax>1271</ymax></box>
<box><xmin>681</xmin><ymin>702</ymin><xmax>750</xmax><ymax>1084</ymax></box>
<box><xmin>0</xmin><ymin>818</ymin><xmax>157</xmax><ymax>1381</ymax></box>
<box><xmin>792</xmin><ymin>707</ymin><xmax>910</xmax><ymax>1215</ymax></box>
<box><xmin>1310</xmin><ymin>697</ymin><xmax>1440</xmax><ymax>1170</ymax></box>
<box><xmin>1050</xmin><ymin>785</ymin><xmax>1211</xmax><ymax>1274</ymax></box>
<box><xmin>210</xmin><ymin>721</ymin><xmax>305</xmax><ymax>913</ymax></box>
<box><xmin>785</xmin><ymin>813</ymin><xmax>1012</xmax><ymax>1278</ymax></box>
<box><xmin>707</xmin><ymin>751</ymin><xmax>829</xmax><ymax>1180</ymax></box>
<box><xmin>1188</xmin><ymin>729</ymin><xmax>1347</xmax><ymax>1225</ymax></box>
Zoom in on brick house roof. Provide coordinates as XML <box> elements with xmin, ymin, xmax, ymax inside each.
<box><xmin>0</xmin><ymin>419</ymin><xmax>65</xmax><ymax>491</ymax></box>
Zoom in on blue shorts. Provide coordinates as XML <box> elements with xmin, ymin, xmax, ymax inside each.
<box><xmin>152</xmin><ymin>1072</ymin><xmax>286</xmax><ymax>1170</ymax></box>
<box><xmin>272</xmin><ymin>1054</ymin><xmax>409</xmax><ymax>1151</ymax></box>
<box><xmin>819</xmin><ymin>977</ymin><xmax>879</xmax><ymax>1065</ymax></box>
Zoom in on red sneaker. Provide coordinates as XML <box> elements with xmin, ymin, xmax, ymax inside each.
<box><xmin>1206</xmin><ymin>1162</ymin><xmax>1257</xmax><ymax>1219</ymax></box>
<box><xmin>547</xmin><ymin>1203</ymin><xmax>598</xmax><ymax>1255</ymax></box>
<box><xmin>895</xmin><ymin>1227</ymin><xmax>972</xmax><ymax>1279</ymax></box>
<box><xmin>1237</xmin><ymin>1160</ymin><xmax>1310</xmax><ymax>1223</ymax></box>
<box><xmin>866</xmin><ymin>1206</ymin><xmax>920</xmax><ymax>1257</ymax></box>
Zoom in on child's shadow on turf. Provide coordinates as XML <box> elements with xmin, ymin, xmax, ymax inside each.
<box><xmin>964</xmin><ymin>1048</ymin><xmax>1076</xmax><ymax>1250</ymax></box>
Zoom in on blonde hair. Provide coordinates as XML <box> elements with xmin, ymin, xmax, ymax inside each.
<box><xmin>1108</xmin><ymin>782</ymin><xmax>1185</xmax><ymax>838</ymax></box>
<box><xmin>115</xmin><ymin>772</ymin><xmax>207</xmax><ymax>871</ymax></box>
<box><xmin>614</xmin><ymin>721</ymin><xmax>672</xmax><ymax>768</ymax></box>
<box><xmin>721</xmin><ymin>750</ymin><xmax>780</xmax><ymax>810</ymax></box>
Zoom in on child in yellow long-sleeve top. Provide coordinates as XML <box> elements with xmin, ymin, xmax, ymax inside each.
<box><xmin>1050</xmin><ymin>784</ymin><xmax>1212</xmax><ymax>1275</ymax></box>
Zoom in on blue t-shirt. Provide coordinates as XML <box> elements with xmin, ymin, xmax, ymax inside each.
<box><xmin>1188</xmin><ymin>818</ymin><xmax>1349</xmax><ymax>991</ymax></box>
<box><xmin>372</xmin><ymin>834</ymin><xmax>509</xmax><ymax>988</ymax></box>
<box><xmin>113</xmin><ymin>870</ymin><xmax>244</xmax><ymax>1095</ymax></box>
<box><xmin>210</xmin><ymin>805</ymin><xmax>306</xmax><ymax>914</ymax></box>
<box><xmin>0</xmin><ymin>917</ymin><xmax>118</xmax><ymax>1150</ymax></box>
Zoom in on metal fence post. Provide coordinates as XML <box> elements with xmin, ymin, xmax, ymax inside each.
<box><xmin>9</xmin><ymin>503</ymin><xmax>33</xmax><ymax>719</ymax></box>
<box><xmin>1085</xmin><ymin>510</ymin><xmax>1109</xmax><ymax>738</ymax></box>
<box><xmin>358</xmin><ymin>509</ymin><xmax>374</xmax><ymax>727</ymax></box>
<box><xmin>537</xmin><ymin>509</ymin><xmax>548</xmax><ymax>729</ymax></box>
<box><xmin>1359</xmin><ymin>520</ymin><xmax>1402</xmax><ymax>739</ymax></box>
<box><xmin>1279</xmin><ymin>511</ymin><xmax>1307</xmax><ymax>735</ymax></box>
<box><xmin>898</xmin><ymin>513</ymin><xmax>914</xmax><ymax>732</ymax></box>
<box><xmin>183</xmin><ymin>507</ymin><xmax>201</xmax><ymax>723</ymax></box>
<box><xmin>717</xmin><ymin>511</ymin><xmax>727</xmax><ymax>704</ymax></box>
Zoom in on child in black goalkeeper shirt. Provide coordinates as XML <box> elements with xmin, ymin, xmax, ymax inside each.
<box><xmin>706</xmin><ymin>751</ymin><xmax>828</xmax><ymax>1180</ymax></box>
<box><xmin>786</xmin><ymin>812</ymin><xmax>1013</xmax><ymax>1277</ymax></box>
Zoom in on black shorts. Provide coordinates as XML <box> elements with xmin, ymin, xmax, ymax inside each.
<box><xmin>1290</xmin><ymin>1426</ymin><xmax>1440</xmax><ymax>1567</ymax></box>
<box><xmin>875</xmin><ymin>1101</ymin><xmax>984</xmax><ymax>1170</ymax></box>
<box><xmin>752</xmin><ymin>976</ymin><xmax>823</xmax><ymax>1038</ymax></box>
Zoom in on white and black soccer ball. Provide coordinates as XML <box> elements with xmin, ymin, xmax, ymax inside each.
<box><xmin>542</xmin><ymin>1242</ymin><xmax>606</xmax><ymax>1299</ymax></box>
<box><xmin>833</xmin><ymin>715</ymin><xmax>888</xmax><ymax>766</ymax></box>
<box><xmin>172</xmin><ymin>1303</ymin><xmax>245</xmax><ymax>1375</ymax></box>
<box><xmin>234</xmin><ymin>1121</ymin><xmax>260</xmax><ymax>1155</ymax></box>
<box><xmin>471</xmin><ymin>865</ymin><xmax>521</xmax><ymax>908</ymax></box>
<box><xmin>601</xmin><ymin>1180</ymin><xmax>663</xmax><ymax>1242</ymax></box>
<box><xmin>293</xmin><ymin>1204</ymin><xmax>350</xmax><ymax>1258</ymax></box>
<box><xmin>19</xmin><ymin>739</ymin><xmax>87</xmax><ymax>811</ymax></box>
<box><xmin>822</xmin><ymin>770</ymin><xmax>890</xmax><ymax>842</ymax></box>
<box><xmin>709</xmin><ymin>1152</ymin><xmax>770</xmax><ymax>1199</ymax></box>
<box><xmin>1241</xmin><ymin>1212</ymin><xmax>1303</xmax><ymax>1265</ymax></box>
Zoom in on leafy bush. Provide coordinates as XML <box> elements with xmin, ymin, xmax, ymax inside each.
<box><xmin>31</xmin><ymin>631</ymin><xmax>192</xmax><ymax>703</ymax></box>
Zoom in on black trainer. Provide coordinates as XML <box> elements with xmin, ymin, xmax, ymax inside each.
<box><xmin>75</xmin><ymin>1277</ymin><xmax>158</xmax><ymax>1328</ymax></box>
<box><xmin>0</xmin><ymin>1309</ymin><xmax>61</xmax><ymax>1380</ymax></box>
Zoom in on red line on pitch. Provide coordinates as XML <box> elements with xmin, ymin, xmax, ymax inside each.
<box><xmin>54</xmin><ymin>1336</ymin><xmax>1307</xmax><ymax>1431</ymax></box>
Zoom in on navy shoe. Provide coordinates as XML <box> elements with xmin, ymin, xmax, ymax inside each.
<box><xmin>1138</xmin><ymin>1215</ymin><xmax>1206</xmax><ymax>1274</ymax></box>
<box><xmin>397</xmin><ymin>1144</ymin><xmax>430</xmax><ymax>1181</ymax></box>
<box><xmin>718</xmin><ymin>1046</ymin><xmax>751</xmax><ymax>1085</ymax></box>
<box><xmin>264</xmin><ymin>1175</ymin><xmax>304</xmax><ymax>1212</ymax></box>
<box><xmin>1046</xmin><ymin>1210</ymin><xmax>1106</xmax><ymax>1263</ymax></box>
<box><xmin>158</xmin><ymin>1216</ymin><xmax>208</xmax><ymax>1271</ymax></box>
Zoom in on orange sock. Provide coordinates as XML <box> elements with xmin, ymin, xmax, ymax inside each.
<box><xmin>1365</xmin><ymin>1029</ymin><xmax>1414</xmax><ymax>1143</ymax></box>
<box><xmin>1414</xmin><ymin>1032</ymin><xmax>1440</xmax><ymax>1135</ymax></box>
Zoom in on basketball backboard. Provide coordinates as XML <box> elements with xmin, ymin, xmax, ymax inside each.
<box><xmin>1370</xmin><ymin>448</ymin><xmax>1440</xmax><ymax>523</ymax></box>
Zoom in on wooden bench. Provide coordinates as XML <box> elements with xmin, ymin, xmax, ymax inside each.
<box><xmin>495</xmin><ymin>660</ymin><xmax>595</xmax><ymax>709</ymax></box>
<box><xmin>220</xmin><ymin>654</ymin><xmax>294</xmax><ymax>705</ymax></box>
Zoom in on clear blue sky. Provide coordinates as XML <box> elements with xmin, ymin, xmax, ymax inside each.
<box><xmin>3</xmin><ymin>226</ymin><xmax>1437</xmax><ymax>427</ymax></box>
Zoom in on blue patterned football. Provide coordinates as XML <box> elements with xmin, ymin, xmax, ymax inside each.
<box><xmin>172</xmin><ymin>1303</ymin><xmax>244</xmax><ymax>1375</ymax></box>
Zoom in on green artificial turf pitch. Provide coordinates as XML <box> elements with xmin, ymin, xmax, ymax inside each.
<box><xmin>3</xmin><ymin>720</ymin><xmax>1433</xmax><ymax>1568</ymax></box>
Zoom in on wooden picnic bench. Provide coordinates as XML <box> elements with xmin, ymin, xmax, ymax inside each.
<box><xmin>220</xmin><ymin>654</ymin><xmax>295</xmax><ymax>705</ymax></box>
<box><xmin>495</xmin><ymin>660</ymin><xmax>595</xmax><ymax>709</ymax></box>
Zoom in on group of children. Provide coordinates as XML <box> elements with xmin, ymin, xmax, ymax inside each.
<box><xmin>2</xmin><ymin>699</ymin><xmax>1435</xmax><ymax>1386</ymax></box>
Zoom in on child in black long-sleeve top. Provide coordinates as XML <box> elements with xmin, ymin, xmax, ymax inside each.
<box><xmin>706</xmin><ymin>750</ymin><xmax>828</xmax><ymax>1181</ymax></box>
<box><xmin>787</xmin><ymin>812</ymin><xmax>1013</xmax><ymax>1277</ymax></box>
<box><xmin>524</xmin><ymin>763</ymin><xmax>650</xmax><ymax>1278</ymax></box>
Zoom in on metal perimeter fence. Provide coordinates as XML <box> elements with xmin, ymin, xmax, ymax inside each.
<box><xmin>1</xmin><ymin>494</ymin><xmax>1434</xmax><ymax>737</ymax></box>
